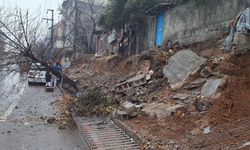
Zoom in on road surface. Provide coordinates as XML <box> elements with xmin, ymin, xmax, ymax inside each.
<box><xmin>0</xmin><ymin>72</ymin><xmax>89</xmax><ymax>150</ymax></box>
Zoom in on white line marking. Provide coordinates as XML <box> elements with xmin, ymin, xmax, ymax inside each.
<box><xmin>0</xmin><ymin>84</ymin><xmax>26</xmax><ymax>122</ymax></box>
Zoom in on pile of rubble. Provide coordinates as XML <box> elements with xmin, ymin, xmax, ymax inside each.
<box><xmin>61</xmin><ymin>7</ymin><xmax>250</xmax><ymax>149</ymax></box>
<box><xmin>113</xmin><ymin>49</ymin><xmax>227</xmax><ymax>120</ymax></box>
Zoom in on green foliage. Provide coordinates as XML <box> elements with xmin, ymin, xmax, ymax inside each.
<box><xmin>74</xmin><ymin>88</ymin><xmax>116</xmax><ymax>116</ymax></box>
<box><xmin>98</xmin><ymin>0</ymin><xmax>164</xmax><ymax>31</ymax></box>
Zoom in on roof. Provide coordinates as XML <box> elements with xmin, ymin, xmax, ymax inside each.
<box><xmin>145</xmin><ymin>2</ymin><xmax>173</xmax><ymax>16</ymax></box>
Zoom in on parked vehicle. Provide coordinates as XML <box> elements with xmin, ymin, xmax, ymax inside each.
<box><xmin>28</xmin><ymin>63</ymin><xmax>46</xmax><ymax>85</ymax></box>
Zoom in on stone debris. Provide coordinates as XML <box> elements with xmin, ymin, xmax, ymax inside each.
<box><xmin>201</xmin><ymin>78</ymin><xmax>226</xmax><ymax>97</ymax></box>
<box><xmin>47</xmin><ymin>117</ymin><xmax>56</xmax><ymax>124</ymax></box>
<box><xmin>163</xmin><ymin>49</ymin><xmax>207</xmax><ymax>90</ymax></box>
<box><xmin>173</xmin><ymin>93</ymin><xmax>191</xmax><ymax>100</ymax></box>
<box><xmin>203</xmin><ymin>126</ymin><xmax>212</xmax><ymax>134</ymax></box>
<box><xmin>40</xmin><ymin>116</ymin><xmax>47</xmax><ymax>120</ymax></box>
<box><xmin>194</xmin><ymin>100</ymin><xmax>209</xmax><ymax>112</ymax></box>
<box><xmin>115</xmin><ymin>74</ymin><xmax>147</xmax><ymax>92</ymax></box>
<box><xmin>142</xmin><ymin>103</ymin><xmax>184</xmax><ymax>119</ymax></box>
<box><xmin>184</xmin><ymin>78</ymin><xmax>207</xmax><ymax>90</ymax></box>
<box><xmin>124</xmin><ymin>87</ymin><xmax>136</xmax><ymax>97</ymax></box>
<box><xmin>200</xmin><ymin>66</ymin><xmax>213</xmax><ymax>78</ymax></box>
<box><xmin>121</xmin><ymin>101</ymin><xmax>139</xmax><ymax>117</ymax></box>
<box><xmin>58</xmin><ymin>125</ymin><xmax>66</xmax><ymax>130</ymax></box>
<box><xmin>233</xmin><ymin>32</ymin><xmax>250</xmax><ymax>54</ymax></box>
<box><xmin>114</xmin><ymin>101</ymin><xmax>142</xmax><ymax>118</ymax></box>
<box><xmin>239</xmin><ymin>141</ymin><xmax>250</xmax><ymax>149</ymax></box>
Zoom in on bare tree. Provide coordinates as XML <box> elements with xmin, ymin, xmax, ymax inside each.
<box><xmin>0</xmin><ymin>8</ymin><xmax>78</xmax><ymax>94</ymax></box>
<box><xmin>61</xmin><ymin>0</ymin><xmax>105</xmax><ymax>59</ymax></box>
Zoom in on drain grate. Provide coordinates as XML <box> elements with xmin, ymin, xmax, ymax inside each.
<box><xmin>74</xmin><ymin>117</ymin><xmax>141</xmax><ymax>150</ymax></box>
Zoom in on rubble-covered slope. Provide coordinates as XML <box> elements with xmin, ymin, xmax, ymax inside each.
<box><xmin>66</xmin><ymin>42</ymin><xmax>250</xmax><ymax>149</ymax></box>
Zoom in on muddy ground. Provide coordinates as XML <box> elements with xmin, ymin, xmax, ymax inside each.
<box><xmin>65</xmin><ymin>39</ymin><xmax>250</xmax><ymax>149</ymax></box>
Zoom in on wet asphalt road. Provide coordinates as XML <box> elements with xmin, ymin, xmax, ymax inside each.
<box><xmin>0</xmin><ymin>73</ymin><xmax>89</xmax><ymax>150</ymax></box>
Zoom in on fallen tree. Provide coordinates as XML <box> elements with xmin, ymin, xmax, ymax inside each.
<box><xmin>0</xmin><ymin>8</ymin><xmax>78</xmax><ymax>94</ymax></box>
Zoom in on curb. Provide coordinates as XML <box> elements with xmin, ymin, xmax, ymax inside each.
<box><xmin>71</xmin><ymin>111</ymin><xmax>92</xmax><ymax>150</ymax></box>
<box><xmin>112</xmin><ymin>118</ymin><xmax>144</xmax><ymax>146</ymax></box>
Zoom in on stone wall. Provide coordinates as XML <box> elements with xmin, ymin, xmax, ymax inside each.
<box><xmin>145</xmin><ymin>0</ymin><xmax>250</xmax><ymax>48</ymax></box>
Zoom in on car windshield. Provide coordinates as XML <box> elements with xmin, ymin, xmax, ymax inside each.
<box><xmin>30</xmin><ymin>63</ymin><xmax>46</xmax><ymax>71</ymax></box>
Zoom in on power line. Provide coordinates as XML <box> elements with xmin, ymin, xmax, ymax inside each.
<box><xmin>43</xmin><ymin>9</ymin><xmax>54</xmax><ymax>60</ymax></box>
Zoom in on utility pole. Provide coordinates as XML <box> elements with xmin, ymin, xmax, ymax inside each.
<box><xmin>43</xmin><ymin>9</ymin><xmax>54</xmax><ymax>60</ymax></box>
<box><xmin>73</xmin><ymin>0</ymin><xmax>79</xmax><ymax>60</ymax></box>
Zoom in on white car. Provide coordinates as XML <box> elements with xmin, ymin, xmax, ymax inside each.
<box><xmin>28</xmin><ymin>63</ymin><xmax>46</xmax><ymax>85</ymax></box>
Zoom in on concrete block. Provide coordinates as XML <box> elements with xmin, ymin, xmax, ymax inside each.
<box><xmin>200</xmin><ymin>66</ymin><xmax>213</xmax><ymax>78</ymax></box>
<box><xmin>201</xmin><ymin>78</ymin><xmax>226</xmax><ymax>97</ymax></box>
<box><xmin>233</xmin><ymin>32</ymin><xmax>250</xmax><ymax>54</ymax></box>
<box><xmin>163</xmin><ymin>49</ymin><xmax>206</xmax><ymax>90</ymax></box>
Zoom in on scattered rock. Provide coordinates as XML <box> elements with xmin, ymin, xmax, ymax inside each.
<box><xmin>239</xmin><ymin>141</ymin><xmax>250</xmax><ymax>149</ymax></box>
<box><xmin>115</xmin><ymin>74</ymin><xmax>146</xmax><ymax>92</ymax></box>
<box><xmin>145</xmin><ymin>70</ymin><xmax>154</xmax><ymax>81</ymax></box>
<box><xmin>58</xmin><ymin>125</ymin><xmax>66</xmax><ymax>130</ymax></box>
<box><xmin>200</xmin><ymin>66</ymin><xmax>213</xmax><ymax>78</ymax></box>
<box><xmin>194</xmin><ymin>100</ymin><xmax>209</xmax><ymax>112</ymax></box>
<box><xmin>163</xmin><ymin>49</ymin><xmax>207</xmax><ymax>90</ymax></box>
<box><xmin>142</xmin><ymin>103</ymin><xmax>185</xmax><ymax>119</ymax></box>
<box><xmin>124</xmin><ymin>88</ymin><xmax>136</xmax><ymax>97</ymax></box>
<box><xmin>40</xmin><ymin>116</ymin><xmax>47</xmax><ymax>120</ymax></box>
<box><xmin>190</xmin><ymin>128</ymin><xmax>202</xmax><ymax>135</ymax></box>
<box><xmin>121</xmin><ymin>101</ymin><xmax>139</xmax><ymax>117</ymax></box>
<box><xmin>47</xmin><ymin>117</ymin><xmax>56</xmax><ymax>124</ymax></box>
<box><xmin>233</xmin><ymin>32</ymin><xmax>250</xmax><ymax>55</ymax></box>
<box><xmin>173</xmin><ymin>93</ymin><xmax>191</xmax><ymax>100</ymax></box>
<box><xmin>203</xmin><ymin>126</ymin><xmax>212</xmax><ymax>134</ymax></box>
<box><xmin>201</xmin><ymin>78</ymin><xmax>226</xmax><ymax>97</ymax></box>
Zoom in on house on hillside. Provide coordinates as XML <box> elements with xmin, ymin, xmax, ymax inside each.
<box><xmin>144</xmin><ymin>0</ymin><xmax>250</xmax><ymax>49</ymax></box>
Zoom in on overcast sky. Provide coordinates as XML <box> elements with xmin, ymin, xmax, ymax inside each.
<box><xmin>0</xmin><ymin>0</ymin><xmax>64</xmax><ymax>37</ymax></box>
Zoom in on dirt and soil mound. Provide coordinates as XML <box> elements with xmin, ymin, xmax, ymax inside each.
<box><xmin>64</xmin><ymin>41</ymin><xmax>250</xmax><ymax>149</ymax></box>
<box><xmin>210</xmin><ymin>54</ymin><xmax>250</xmax><ymax>125</ymax></box>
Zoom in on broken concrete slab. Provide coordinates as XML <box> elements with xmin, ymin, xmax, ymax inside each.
<box><xmin>190</xmin><ymin>78</ymin><xmax>208</xmax><ymax>85</ymax></box>
<box><xmin>142</xmin><ymin>103</ymin><xmax>184</xmax><ymax>119</ymax></box>
<box><xmin>173</xmin><ymin>93</ymin><xmax>191</xmax><ymax>100</ymax></box>
<box><xmin>121</xmin><ymin>101</ymin><xmax>139</xmax><ymax>117</ymax></box>
<box><xmin>200</xmin><ymin>66</ymin><xmax>213</xmax><ymax>78</ymax></box>
<box><xmin>194</xmin><ymin>100</ymin><xmax>209</xmax><ymax>112</ymax></box>
<box><xmin>184</xmin><ymin>78</ymin><xmax>207</xmax><ymax>90</ymax></box>
<box><xmin>233</xmin><ymin>32</ymin><xmax>250</xmax><ymax>55</ymax></box>
<box><xmin>115</xmin><ymin>74</ymin><xmax>147</xmax><ymax>92</ymax></box>
<box><xmin>124</xmin><ymin>87</ymin><xmax>136</xmax><ymax>97</ymax></box>
<box><xmin>201</xmin><ymin>78</ymin><xmax>226</xmax><ymax>97</ymax></box>
<box><xmin>163</xmin><ymin>49</ymin><xmax>207</xmax><ymax>90</ymax></box>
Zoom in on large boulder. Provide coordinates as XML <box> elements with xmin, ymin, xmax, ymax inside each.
<box><xmin>163</xmin><ymin>50</ymin><xmax>207</xmax><ymax>90</ymax></box>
